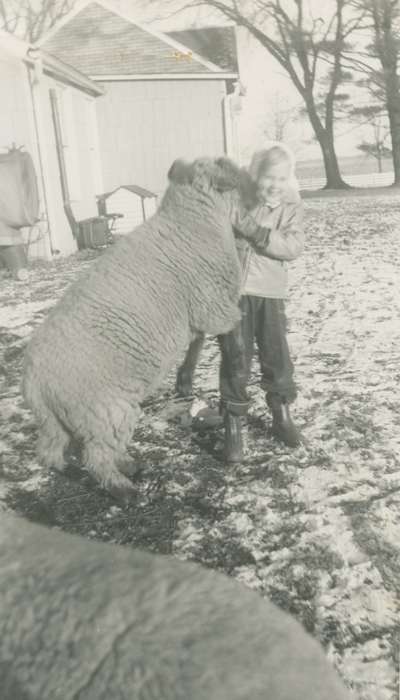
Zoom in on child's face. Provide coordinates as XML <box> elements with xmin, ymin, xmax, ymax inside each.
<box><xmin>257</xmin><ymin>161</ymin><xmax>291</xmax><ymax>203</ymax></box>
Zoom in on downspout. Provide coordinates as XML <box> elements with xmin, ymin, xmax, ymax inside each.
<box><xmin>222</xmin><ymin>80</ymin><xmax>245</xmax><ymax>163</ymax></box>
<box><xmin>26</xmin><ymin>48</ymin><xmax>55</xmax><ymax>256</ymax></box>
<box><xmin>222</xmin><ymin>87</ymin><xmax>234</xmax><ymax>157</ymax></box>
<box><xmin>49</xmin><ymin>88</ymin><xmax>79</xmax><ymax>240</ymax></box>
<box><xmin>141</xmin><ymin>196</ymin><xmax>146</xmax><ymax>222</ymax></box>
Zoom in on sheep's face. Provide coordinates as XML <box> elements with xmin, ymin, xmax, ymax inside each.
<box><xmin>168</xmin><ymin>157</ymin><xmax>257</xmax><ymax>206</ymax></box>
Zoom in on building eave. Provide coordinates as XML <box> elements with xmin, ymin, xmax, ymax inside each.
<box><xmin>0</xmin><ymin>30</ymin><xmax>103</xmax><ymax>96</ymax></box>
<box><xmin>91</xmin><ymin>72</ymin><xmax>239</xmax><ymax>82</ymax></box>
<box><xmin>40</xmin><ymin>50</ymin><xmax>104</xmax><ymax>95</ymax></box>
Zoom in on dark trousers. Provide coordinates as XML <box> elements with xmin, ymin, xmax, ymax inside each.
<box><xmin>219</xmin><ymin>295</ymin><xmax>297</xmax><ymax>416</ymax></box>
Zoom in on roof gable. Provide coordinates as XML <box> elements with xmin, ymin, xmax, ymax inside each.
<box><xmin>40</xmin><ymin>1</ymin><xmax>229</xmax><ymax>77</ymax></box>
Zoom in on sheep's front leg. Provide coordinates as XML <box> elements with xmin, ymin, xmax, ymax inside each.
<box><xmin>175</xmin><ymin>334</ymin><xmax>205</xmax><ymax>398</ymax></box>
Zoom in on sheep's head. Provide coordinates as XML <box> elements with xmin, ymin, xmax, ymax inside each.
<box><xmin>167</xmin><ymin>159</ymin><xmax>193</xmax><ymax>186</ymax></box>
<box><xmin>212</xmin><ymin>157</ymin><xmax>258</xmax><ymax>208</ymax></box>
<box><xmin>167</xmin><ymin>156</ymin><xmax>258</xmax><ymax>208</ymax></box>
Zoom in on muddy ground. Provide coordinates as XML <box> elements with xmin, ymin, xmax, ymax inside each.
<box><xmin>1</xmin><ymin>193</ymin><xmax>400</xmax><ymax>699</ymax></box>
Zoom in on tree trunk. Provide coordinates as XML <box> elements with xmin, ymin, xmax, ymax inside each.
<box><xmin>371</xmin><ymin>1</ymin><xmax>400</xmax><ymax>186</ymax></box>
<box><xmin>386</xmin><ymin>89</ymin><xmax>400</xmax><ymax>185</ymax></box>
<box><xmin>378</xmin><ymin>51</ymin><xmax>400</xmax><ymax>184</ymax></box>
<box><xmin>306</xmin><ymin>100</ymin><xmax>350</xmax><ymax>189</ymax></box>
<box><xmin>319</xmin><ymin>136</ymin><xmax>350</xmax><ymax>189</ymax></box>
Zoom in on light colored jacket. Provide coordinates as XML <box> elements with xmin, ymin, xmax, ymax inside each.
<box><xmin>234</xmin><ymin>189</ymin><xmax>304</xmax><ymax>299</ymax></box>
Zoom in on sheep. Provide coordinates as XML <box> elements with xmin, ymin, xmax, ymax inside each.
<box><xmin>0</xmin><ymin>511</ymin><xmax>350</xmax><ymax>700</ymax></box>
<box><xmin>174</xmin><ymin>162</ymin><xmax>258</xmax><ymax>400</ymax></box>
<box><xmin>22</xmin><ymin>157</ymin><xmax>251</xmax><ymax>501</ymax></box>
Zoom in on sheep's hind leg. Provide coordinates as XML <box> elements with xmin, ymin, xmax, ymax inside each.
<box><xmin>81</xmin><ymin>401</ymin><xmax>141</xmax><ymax>503</ymax></box>
<box><xmin>82</xmin><ymin>441</ymin><xmax>136</xmax><ymax>503</ymax></box>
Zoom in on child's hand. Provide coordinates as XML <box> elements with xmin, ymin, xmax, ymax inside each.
<box><xmin>236</xmin><ymin>225</ymin><xmax>271</xmax><ymax>251</ymax></box>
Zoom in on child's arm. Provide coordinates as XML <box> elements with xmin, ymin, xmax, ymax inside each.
<box><xmin>259</xmin><ymin>202</ymin><xmax>304</xmax><ymax>261</ymax></box>
<box><xmin>229</xmin><ymin>191</ymin><xmax>270</xmax><ymax>242</ymax></box>
<box><xmin>236</xmin><ymin>202</ymin><xmax>305</xmax><ymax>262</ymax></box>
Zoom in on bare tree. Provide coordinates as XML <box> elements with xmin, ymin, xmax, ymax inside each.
<box><xmin>345</xmin><ymin>0</ymin><xmax>400</xmax><ymax>184</ymax></box>
<box><xmin>148</xmin><ymin>0</ymin><xmax>368</xmax><ymax>188</ymax></box>
<box><xmin>348</xmin><ymin>91</ymin><xmax>391</xmax><ymax>173</ymax></box>
<box><xmin>264</xmin><ymin>90</ymin><xmax>301</xmax><ymax>142</ymax></box>
<box><xmin>356</xmin><ymin>115</ymin><xmax>391</xmax><ymax>172</ymax></box>
<box><xmin>0</xmin><ymin>0</ymin><xmax>74</xmax><ymax>42</ymax></box>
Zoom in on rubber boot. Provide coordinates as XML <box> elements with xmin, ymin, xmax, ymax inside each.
<box><xmin>271</xmin><ymin>401</ymin><xmax>302</xmax><ymax>448</ymax></box>
<box><xmin>223</xmin><ymin>412</ymin><xmax>244</xmax><ymax>463</ymax></box>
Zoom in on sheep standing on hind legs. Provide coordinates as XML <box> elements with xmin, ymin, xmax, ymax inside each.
<box><xmin>23</xmin><ymin>157</ymin><xmax>264</xmax><ymax>501</ymax></box>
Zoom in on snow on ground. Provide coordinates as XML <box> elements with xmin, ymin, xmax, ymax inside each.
<box><xmin>1</xmin><ymin>195</ymin><xmax>400</xmax><ymax>699</ymax></box>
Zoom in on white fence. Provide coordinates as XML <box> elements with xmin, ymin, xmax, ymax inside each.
<box><xmin>300</xmin><ymin>170</ymin><xmax>394</xmax><ymax>190</ymax></box>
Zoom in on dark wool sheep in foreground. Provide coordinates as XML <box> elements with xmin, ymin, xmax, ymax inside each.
<box><xmin>0</xmin><ymin>513</ymin><xmax>350</xmax><ymax>700</ymax></box>
<box><xmin>22</xmin><ymin>157</ymin><xmax>252</xmax><ymax>500</ymax></box>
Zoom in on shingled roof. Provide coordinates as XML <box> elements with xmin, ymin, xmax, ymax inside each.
<box><xmin>40</xmin><ymin>1</ymin><xmax>236</xmax><ymax>77</ymax></box>
<box><xmin>167</xmin><ymin>27</ymin><xmax>238</xmax><ymax>73</ymax></box>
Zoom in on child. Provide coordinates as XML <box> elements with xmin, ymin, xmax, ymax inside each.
<box><xmin>219</xmin><ymin>143</ymin><xmax>305</xmax><ymax>462</ymax></box>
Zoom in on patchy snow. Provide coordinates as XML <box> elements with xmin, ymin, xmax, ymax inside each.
<box><xmin>1</xmin><ymin>197</ymin><xmax>400</xmax><ymax>699</ymax></box>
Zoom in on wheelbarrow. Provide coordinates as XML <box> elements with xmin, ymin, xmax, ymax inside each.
<box><xmin>76</xmin><ymin>212</ymin><xmax>124</xmax><ymax>250</ymax></box>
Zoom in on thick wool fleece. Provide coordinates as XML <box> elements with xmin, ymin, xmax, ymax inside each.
<box><xmin>0</xmin><ymin>513</ymin><xmax>350</xmax><ymax>700</ymax></box>
<box><xmin>22</xmin><ymin>158</ymin><xmax>244</xmax><ymax>497</ymax></box>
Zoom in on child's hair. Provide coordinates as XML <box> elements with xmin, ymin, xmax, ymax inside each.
<box><xmin>249</xmin><ymin>142</ymin><xmax>299</xmax><ymax>192</ymax></box>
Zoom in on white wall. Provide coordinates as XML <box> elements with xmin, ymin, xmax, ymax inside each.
<box><xmin>58</xmin><ymin>85</ymin><xmax>103</xmax><ymax>219</ymax></box>
<box><xmin>34</xmin><ymin>73</ymin><xmax>103</xmax><ymax>256</ymax></box>
<box><xmin>96</xmin><ymin>79</ymin><xmax>226</xmax><ymax>195</ymax></box>
<box><xmin>0</xmin><ymin>54</ymin><xmax>33</xmax><ymax>150</ymax></box>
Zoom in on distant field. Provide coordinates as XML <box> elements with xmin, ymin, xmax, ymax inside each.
<box><xmin>297</xmin><ymin>154</ymin><xmax>395</xmax><ymax>190</ymax></box>
<box><xmin>302</xmin><ymin>184</ymin><xmax>400</xmax><ymax>198</ymax></box>
<box><xmin>297</xmin><ymin>153</ymin><xmax>393</xmax><ymax>179</ymax></box>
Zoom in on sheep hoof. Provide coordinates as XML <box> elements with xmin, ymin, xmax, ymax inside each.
<box><xmin>107</xmin><ymin>482</ymin><xmax>136</xmax><ymax>507</ymax></box>
<box><xmin>60</xmin><ymin>461</ymin><xmax>83</xmax><ymax>481</ymax></box>
<box><xmin>49</xmin><ymin>462</ymin><xmax>68</xmax><ymax>473</ymax></box>
<box><xmin>118</xmin><ymin>458</ymin><xmax>139</xmax><ymax>478</ymax></box>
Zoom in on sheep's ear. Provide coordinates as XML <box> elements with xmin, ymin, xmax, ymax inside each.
<box><xmin>167</xmin><ymin>159</ymin><xmax>192</xmax><ymax>185</ymax></box>
<box><xmin>212</xmin><ymin>157</ymin><xmax>241</xmax><ymax>191</ymax></box>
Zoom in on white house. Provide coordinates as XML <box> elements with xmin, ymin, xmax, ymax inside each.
<box><xmin>39</xmin><ymin>0</ymin><xmax>245</xmax><ymax>196</ymax></box>
<box><xmin>0</xmin><ymin>30</ymin><xmax>104</xmax><ymax>259</ymax></box>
